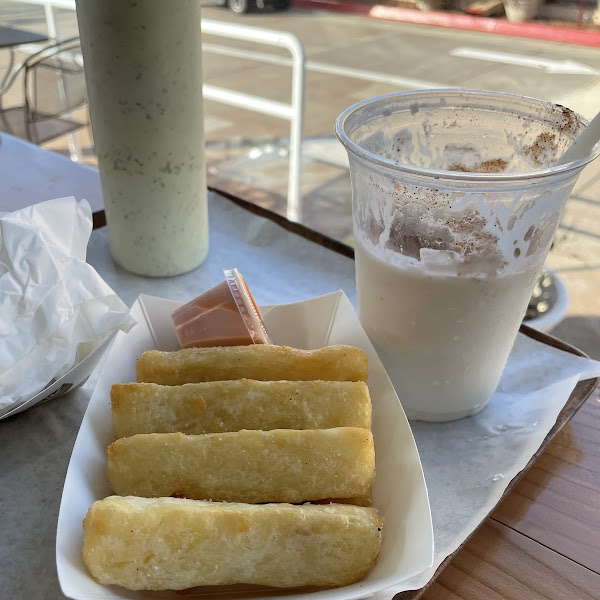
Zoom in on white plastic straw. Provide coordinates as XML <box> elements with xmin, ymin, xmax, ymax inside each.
<box><xmin>555</xmin><ymin>110</ymin><xmax>600</xmax><ymax>166</ymax></box>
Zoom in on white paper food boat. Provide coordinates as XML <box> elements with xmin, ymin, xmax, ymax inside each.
<box><xmin>56</xmin><ymin>291</ymin><xmax>433</xmax><ymax>600</ymax></box>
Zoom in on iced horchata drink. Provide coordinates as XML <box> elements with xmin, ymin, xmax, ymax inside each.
<box><xmin>336</xmin><ymin>91</ymin><xmax>599</xmax><ymax>422</ymax></box>
<box><xmin>76</xmin><ymin>0</ymin><xmax>208</xmax><ymax>276</ymax></box>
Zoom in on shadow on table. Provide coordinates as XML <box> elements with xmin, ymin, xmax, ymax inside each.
<box><xmin>550</xmin><ymin>315</ymin><xmax>600</xmax><ymax>360</ymax></box>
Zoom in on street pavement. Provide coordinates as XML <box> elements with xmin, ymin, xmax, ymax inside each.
<box><xmin>1</xmin><ymin>1</ymin><xmax>599</xmax><ymax>356</ymax></box>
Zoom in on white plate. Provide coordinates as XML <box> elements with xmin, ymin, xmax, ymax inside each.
<box><xmin>56</xmin><ymin>291</ymin><xmax>433</xmax><ymax>600</ymax></box>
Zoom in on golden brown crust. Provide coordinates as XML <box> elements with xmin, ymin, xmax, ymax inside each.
<box><xmin>135</xmin><ymin>345</ymin><xmax>368</xmax><ymax>385</ymax></box>
<box><xmin>111</xmin><ymin>380</ymin><xmax>372</xmax><ymax>438</ymax></box>
<box><xmin>107</xmin><ymin>428</ymin><xmax>375</xmax><ymax>503</ymax></box>
<box><xmin>82</xmin><ymin>496</ymin><xmax>383</xmax><ymax>590</ymax></box>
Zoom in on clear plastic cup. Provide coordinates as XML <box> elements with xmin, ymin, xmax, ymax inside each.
<box><xmin>336</xmin><ymin>90</ymin><xmax>599</xmax><ymax>422</ymax></box>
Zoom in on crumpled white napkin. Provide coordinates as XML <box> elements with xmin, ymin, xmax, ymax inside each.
<box><xmin>0</xmin><ymin>197</ymin><xmax>135</xmax><ymax>413</ymax></box>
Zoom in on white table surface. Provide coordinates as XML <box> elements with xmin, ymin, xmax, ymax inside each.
<box><xmin>0</xmin><ymin>133</ymin><xmax>103</xmax><ymax>213</ymax></box>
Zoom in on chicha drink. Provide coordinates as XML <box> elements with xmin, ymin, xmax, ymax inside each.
<box><xmin>338</xmin><ymin>91</ymin><xmax>597</xmax><ymax>421</ymax></box>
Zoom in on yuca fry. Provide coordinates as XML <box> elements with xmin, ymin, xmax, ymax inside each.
<box><xmin>108</xmin><ymin>428</ymin><xmax>374</xmax><ymax>503</ymax></box>
<box><xmin>111</xmin><ymin>380</ymin><xmax>372</xmax><ymax>438</ymax></box>
<box><xmin>83</xmin><ymin>496</ymin><xmax>383</xmax><ymax>590</ymax></box>
<box><xmin>135</xmin><ymin>344</ymin><xmax>368</xmax><ymax>385</ymax></box>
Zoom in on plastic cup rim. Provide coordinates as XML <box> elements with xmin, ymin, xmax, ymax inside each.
<box><xmin>335</xmin><ymin>89</ymin><xmax>600</xmax><ymax>183</ymax></box>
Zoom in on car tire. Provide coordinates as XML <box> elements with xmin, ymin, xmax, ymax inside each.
<box><xmin>228</xmin><ymin>0</ymin><xmax>256</xmax><ymax>13</ymax></box>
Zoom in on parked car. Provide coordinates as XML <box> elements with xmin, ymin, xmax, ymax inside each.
<box><xmin>225</xmin><ymin>0</ymin><xmax>291</xmax><ymax>13</ymax></box>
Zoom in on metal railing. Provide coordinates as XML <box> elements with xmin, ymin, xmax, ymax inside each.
<box><xmin>6</xmin><ymin>0</ymin><xmax>307</xmax><ymax>221</ymax></box>
<box><xmin>202</xmin><ymin>19</ymin><xmax>305</xmax><ymax>221</ymax></box>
